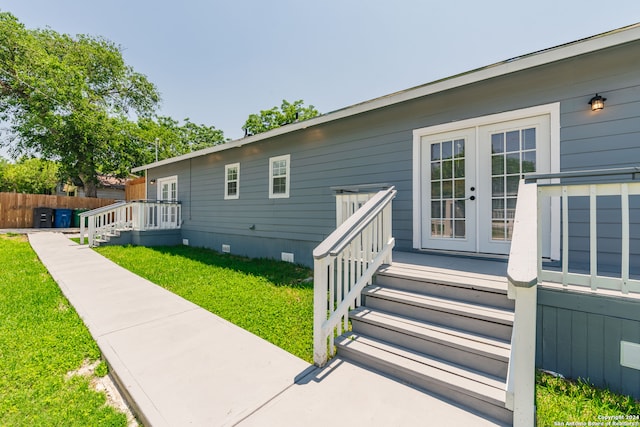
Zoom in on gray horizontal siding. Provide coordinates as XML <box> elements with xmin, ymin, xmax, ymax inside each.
<box><xmin>537</xmin><ymin>286</ymin><xmax>640</xmax><ymax>399</ymax></box>
<box><xmin>145</xmin><ymin>39</ymin><xmax>640</xmax><ymax>267</ymax></box>
<box><xmin>556</xmin><ymin>44</ymin><xmax>640</xmax><ymax>271</ymax></box>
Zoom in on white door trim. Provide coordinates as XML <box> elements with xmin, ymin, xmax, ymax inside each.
<box><xmin>412</xmin><ymin>103</ymin><xmax>560</xmax><ymax>258</ymax></box>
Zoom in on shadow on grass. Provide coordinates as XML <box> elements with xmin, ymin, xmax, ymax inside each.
<box><xmin>141</xmin><ymin>245</ymin><xmax>314</xmax><ymax>289</ymax></box>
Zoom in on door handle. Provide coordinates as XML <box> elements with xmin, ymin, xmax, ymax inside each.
<box><xmin>467</xmin><ymin>195</ymin><xmax>476</xmax><ymax>201</ymax></box>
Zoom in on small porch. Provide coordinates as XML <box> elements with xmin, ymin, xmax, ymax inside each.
<box><xmin>314</xmin><ymin>168</ymin><xmax>640</xmax><ymax>426</ymax></box>
<box><xmin>79</xmin><ymin>200</ymin><xmax>182</xmax><ymax>247</ymax></box>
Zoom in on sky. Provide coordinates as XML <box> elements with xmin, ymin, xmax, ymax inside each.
<box><xmin>1</xmin><ymin>0</ymin><xmax>640</xmax><ymax>147</ymax></box>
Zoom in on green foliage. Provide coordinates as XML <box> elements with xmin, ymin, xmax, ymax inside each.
<box><xmin>134</xmin><ymin>116</ymin><xmax>227</xmax><ymax>163</ymax></box>
<box><xmin>0</xmin><ymin>11</ymin><xmax>160</xmax><ymax>197</ymax></box>
<box><xmin>95</xmin><ymin>244</ymin><xmax>315</xmax><ymax>362</ymax></box>
<box><xmin>242</xmin><ymin>99</ymin><xmax>319</xmax><ymax>136</ymax></box>
<box><xmin>0</xmin><ymin>157</ymin><xmax>60</xmax><ymax>194</ymax></box>
<box><xmin>0</xmin><ymin>234</ymin><xmax>127</xmax><ymax>426</ymax></box>
<box><xmin>536</xmin><ymin>370</ymin><xmax>640</xmax><ymax>425</ymax></box>
<box><xmin>0</xmin><ymin>156</ymin><xmax>8</xmax><ymax>189</ymax></box>
<box><xmin>94</xmin><ymin>361</ymin><xmax>108</xmax><ymax>378</ymax></box>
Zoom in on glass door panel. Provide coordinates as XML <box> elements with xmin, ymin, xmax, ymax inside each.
<box><xmin>478</xmin><ymin>114</ymin><xmax>550</xmax><ymax>255</ymax></box>
<box><xmin>421</xmin><ymin>128</ymin><xmax>476</xmax><ymax>251</ymax></box>
<box><xmin>490</xmin><ymin>127</ymin><xmax>536</xmax><ymax>240</ymax></box>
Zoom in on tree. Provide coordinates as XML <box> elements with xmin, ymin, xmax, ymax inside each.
<box><xmin>0</xmin><ymin>156</ymin><xmax>8</xmax><ymax>190</ymax></box>
<box><xmin>0</xmin><ymin>12</ymin><xmax>160</xmax><ymax>197</ymax></box>
<box><xmin>0</xmin><ymin>157</ymin><xmax>60</xmax><ymax>194</ymax></box>
<box><xmin>242</xmin><ymin>100</ymin><xmax>319</xmax><ymax>136</ymax></box>
<box><xmin>134</xmin><ymin>116</ymin><xmax>226</xmax><ymax>164</ymax></box>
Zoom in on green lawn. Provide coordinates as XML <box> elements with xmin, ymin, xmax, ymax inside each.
<box><xmin>94</xmin><ymin>244</ymin><xmax>315</xmax><ymax>363</ymax></box>
<box><xmin>536</xmin><ymin>370</ymin><xmax>640</xmax><ymax>426</ymax></box>
<box><xmin>0</xmin><ymin>234</ymin><xmax>128</xmax><ymax>427</ymax></box>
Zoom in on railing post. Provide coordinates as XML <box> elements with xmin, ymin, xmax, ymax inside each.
<box><xmin>88</xmin><ymin>215</ymin><xmax>95</xmax><ymax>247</ymax></box>
<box><xmin>140</xmin><ymin>203</ymin><xmax>147</xmax><ymax>231</ymax></box>
<box><xmin>506</xmin><ymin>180</ymin><xmax>539</xmax><ymax>427</ymax></box>
<box><xmin>80</xmin><ymin>217</ymin><xmax>85</xmax><ymax>245</ymax></box>
<box><xmin>507</xmin><ymin>282</ymin><xmax>537</xmax><ymax>427</ymax></box>
<box><xmin>383</xmin><ymin>203</ymin><xmax>393</xmax><ymax>265</ymax></box>
<box><xmin>313</xmin><ymin>256</ymin><xmax>329</xmax><ymax>366</ymax></box>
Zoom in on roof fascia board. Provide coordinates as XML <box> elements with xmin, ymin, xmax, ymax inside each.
<box><xmin>132</xmin><ymin>23</ymin><xmax>640</xmax><ymax>173</ymax></box>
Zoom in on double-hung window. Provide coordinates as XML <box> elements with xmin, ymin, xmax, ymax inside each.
<box><xmin>269</xmin><ymin>154</ymin><xmax>290</xmax><ymax>199</ymax></box>
<box><xmin>225</xmin><ymin>163</ymin><xmax>239</xmax><ymax>199</ymax></box>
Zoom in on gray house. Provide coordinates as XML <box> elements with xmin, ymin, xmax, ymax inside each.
<box><xmin>84</xmin><ymin>23</ymin><xmax>640</xmax><ymax>426</ymax></box>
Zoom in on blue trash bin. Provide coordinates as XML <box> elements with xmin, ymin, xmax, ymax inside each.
<box><xmin>54</xmin><ymin>209</ymin><xmax>73</xmax><ymax>228</ymax></box>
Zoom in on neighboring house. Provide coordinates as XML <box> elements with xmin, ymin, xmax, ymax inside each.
<box><xmin>59</xmin><ymin>175</ymin><xmax>127</xmax><ymax>200</ymax></box>
<box><xmin>125</xmin><ymin>24</ymin><xmax>640</xmax><ymax>424</ymax></box>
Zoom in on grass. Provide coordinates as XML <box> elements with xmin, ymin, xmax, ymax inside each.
<box><xmin>536</xmin><ymin>370</ymin><xmax>640</xmax><ymax>426</ymax></box>
<box><xmin>94</xmin><ymin>244</ymin><xmax>315</xmax><ymax>362</ymax></box>
<box><xmin>0</xmin><ymin>234</ymin><xmax>128</xmax><ymax>427</ymax></box>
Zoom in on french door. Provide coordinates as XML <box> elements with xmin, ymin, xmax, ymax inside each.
<box><xmin>417</xmin><ymin>111</ymin><xmax>552</xmax><ymax>255</ymax></box>
<box><xmin>156</xmin><ymin>176</ymin><xmax>178</xmax><ymax>228</ymax></box>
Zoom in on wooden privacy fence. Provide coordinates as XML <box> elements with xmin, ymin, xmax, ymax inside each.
<box><xmin>125</xmin><ymin>176</ymin><xmax>146</xmax><ymax>201</ymax></box>
<box><xmin>0</xmin><ymin>192</ymin><xmax>115</xmax><ymax>228</ymax></box>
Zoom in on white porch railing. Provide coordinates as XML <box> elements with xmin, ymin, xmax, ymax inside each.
<box><xmin>79</xmin><ymin>200</ymin><xmax>182</xmax><ymax>247</ymax></box>
<box><xmin>333</xmin><ymin>184</ymin><xmax>389</xmax><ymax>227</ymax></box>
<box><xmin>506</xmin><ymin>167</ymin><xmax>640</xmax><ymax>427</ymax></box>
<box><xmin>313</xmin><ymin>186</ymin><xmax>396</xmax><ymax>366</ymax></box>
<box><xmin>539</xmin><ymin>181</ymin><xmax>640</xmax><ymax>293</ymax></box>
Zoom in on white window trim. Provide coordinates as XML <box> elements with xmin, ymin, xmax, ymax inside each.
<box><xmin>269</xmin><ymin>154</ymin><xmax>290</xmax><ymax>199</ymax></box>
<box><xmin>224</xmin><ymin>163</ymin><xmax>240</xmax><ymax>200</ymax></box>
<box><xmin>412</xmin><ymin>103</ymin><xmax>560</xmax><ymax>259</ymax></box>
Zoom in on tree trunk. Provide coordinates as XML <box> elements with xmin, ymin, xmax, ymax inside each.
<box><xmin>78</xmin><ymin>172</ymin><xmax>98</xmax><ymax>198</ymax></box>
<box><xmin>83</xmin><ymin>180</ymin><xmax>98</xmax><ymax>198</ymax></box>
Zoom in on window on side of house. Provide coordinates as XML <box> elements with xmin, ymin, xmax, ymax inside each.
<box><xmin>225</xmin><ymin>163</ymin><xmax>240</xmax><ymax>199</ymax></box>
<box><xmin>269</xmin><ymin>154</ymin><xmax>290</xmax><ymax>199</ymax></box>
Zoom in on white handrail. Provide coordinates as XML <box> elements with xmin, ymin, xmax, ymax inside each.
<box><xmin>313</xmin><ymin>186</ymin><xmax>396</xmax><ymax>366</ymax></box>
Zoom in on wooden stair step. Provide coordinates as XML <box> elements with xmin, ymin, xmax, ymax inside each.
<box><xmin>351</xmin><ymin>307</ymin><xmax>510</xmax><ymax>359</ymax></box>
<box><xmin>378</xmin><ymin>263</ymin><xmax>509</xmax><ymax>294</ymax></box>
<box><xmin>363</xmin><ymin>285</ymin><xmax>514</xmax><ymax>325</ymax></box>
<box><xmin>336</xmin><ymin>333</ymin><xmax>508</xmax><ymax>408</ymax></box>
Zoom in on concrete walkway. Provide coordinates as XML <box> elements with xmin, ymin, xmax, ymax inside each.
<box><xmin>28</xmin><ymin>232</ymin><xmax>502</xmax><ymax>427</ymax></box>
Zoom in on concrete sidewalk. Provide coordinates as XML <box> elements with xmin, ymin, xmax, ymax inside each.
<box><xmin>28</xmin><ymin>232</ymin><xmax>501</xmax><ymax>427</ymax></box>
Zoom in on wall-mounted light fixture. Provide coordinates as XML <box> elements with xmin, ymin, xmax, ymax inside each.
<box><xmin>589</xmin><ymin>94</ymin><xmax>606</xmax><ymax>111</ymax></box>
<box><xmin>149</xmin><ymin>178</ymin><xmax>156</xmax><ymax>185</ymax></box>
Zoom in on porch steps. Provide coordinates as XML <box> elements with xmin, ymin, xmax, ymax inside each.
<box><xmin>349</xmin><ymin>308</ymin><xmax>510</xmax><ymax>378</ymax></box>
<box><xmin>95</xmin><ymin>229</ymin><xmax>127</xmax><ymax>246</ymax></box>
<box><xmin>336</xmin><ymin>261</ymin><xmax>514</xmax><ymax>426</ymax></box>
